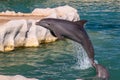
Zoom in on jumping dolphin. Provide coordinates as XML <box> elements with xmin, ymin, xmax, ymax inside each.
<box><xmin>36</xmin><ymin>18</ymin><xmax>109</xmax><ymax>80</ymax></box>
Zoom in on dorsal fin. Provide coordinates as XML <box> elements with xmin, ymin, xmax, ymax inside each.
<box><xmin>75</xmin><ymin>20</ymin><xmax>87</xmax><ymax>27</ymax></box>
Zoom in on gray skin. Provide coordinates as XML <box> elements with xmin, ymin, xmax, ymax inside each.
<box><xmin>36</xmin><ymin>18</ymin><xmax>109</xmax><ymax>80</ymax></box>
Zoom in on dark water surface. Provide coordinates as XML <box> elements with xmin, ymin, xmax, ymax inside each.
<box><xmin>0</xmin><ymin>0</ymin><xmax>120</xmax><ymax>80</ymax></box>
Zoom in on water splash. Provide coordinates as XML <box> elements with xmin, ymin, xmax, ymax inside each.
<box><xmin>72</xmin><ymin>41</ymin><xmax>92</xmax><ymax>70</ymax></box>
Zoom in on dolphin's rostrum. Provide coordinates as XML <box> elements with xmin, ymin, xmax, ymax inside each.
<box><xmin>36</xmin><ymin>18</ymin><xmax>109</xmax><ymax>80</ymax></box>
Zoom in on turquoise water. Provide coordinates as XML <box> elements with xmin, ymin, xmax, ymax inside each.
<box><xmin>0</xmin><ymin>0</ymin><xmax>120</xmax><ymax>80</ymax></box>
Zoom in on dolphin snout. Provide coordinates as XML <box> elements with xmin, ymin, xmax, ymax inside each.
<box><xmin>36</xmin><ymin>20</ymin><xmax>46</xmax><ymax>26</ymax></box>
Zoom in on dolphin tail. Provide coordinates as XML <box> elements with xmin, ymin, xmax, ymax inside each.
<box><xmin>92</xmin><ymin>63</ymin><xmax>109</xmax><ymax>80</ymax></box>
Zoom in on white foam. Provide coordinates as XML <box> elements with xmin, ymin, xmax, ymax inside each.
<box><xmin>72</xmin><ymin>41</ymin><xmax>92</xmax><ymax>70</ymax></box>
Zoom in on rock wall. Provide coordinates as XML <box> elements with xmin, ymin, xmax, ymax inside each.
<box><xmin>0</xmin><ymin>5</ymin><xmax>80</xmax><ymax>52</ymax></box>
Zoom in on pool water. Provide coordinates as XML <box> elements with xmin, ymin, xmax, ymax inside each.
<box><xmin>0</xmin><ymin>0</ymin><xmax>120</xmax><ymax>80</ymax></box>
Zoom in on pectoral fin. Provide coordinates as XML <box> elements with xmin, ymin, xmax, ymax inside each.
<box><xmin>50</xmin><ymin>30</ymin><xmax>56</xmax><ymax>37</ymax></box>
<box><xmin>50</xmin><ymin>30</ymin><xmax>64</xmax><ymax>40</ymax></box>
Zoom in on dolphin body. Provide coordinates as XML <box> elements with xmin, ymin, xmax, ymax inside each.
<box><xmin>36</xmin><ymin>18</ymin><xmax>109</xmax><ymax>80</ymax></box>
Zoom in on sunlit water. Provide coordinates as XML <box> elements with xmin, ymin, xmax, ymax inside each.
<box><xmin>0</xmin><ymin>0</ymin><xmax>120</xmax><ymax>80</ymax></box>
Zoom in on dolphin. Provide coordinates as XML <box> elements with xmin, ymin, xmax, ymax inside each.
<box><xmin>36</xmin><ymin>18</ymin><xmax>109</xmax><ymax>80</ymax></box>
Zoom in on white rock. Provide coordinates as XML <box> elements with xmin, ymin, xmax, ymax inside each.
<box><xmin>36</xmin><ymin>25</ymin><xmax>48</xmax><ymax>43</ymax></box>
<box><xmin>12</xmin><ymin>75</ymin><xmax>38</xmax><ymax>80</ymax></box>
<box><xmin>55</xmin><ymin>5</ymin><xmax>80</xmax><ymax>21</ymax></box>
<box><xmin>76</xmin><ymin>79</ymin><xmax>83</xmax><ymax>80</ymax></box>
<box><xmin>32</xmin><ymin>8</ymin><xmax>55</xmax><ymax>16</ymax></box>
<box><xmin>0</xmin><ymin>75</ymin><xmax>38</xmax><ymax>80</ymax></box>
<box><xmin>0</xmin><ymin>20</ymin><xmax>25</xmax><ymax>51</ymax></box>
<box><xmin>14</xmin><ymin>20</ymin><xmax>28</xmax><ymax>47</ymax></box>
<box><xmin>25</xmin><ymin>20</ymin><xmax>39</xmax><ymax>47</ymax></box>
<box><xmin>0</xmin><ymin>30</ymin><xmax>5</xmax><ymax>51</ymax></box>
